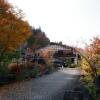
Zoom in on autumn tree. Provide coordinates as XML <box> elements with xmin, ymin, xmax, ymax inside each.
<box><xmin>76</xmin><ymin>37</ymin><xmax>100</xmax><ymax>77</ymax></box>
<box><xmin>0</xmin><ymin>0</ymin><xmax>32</xmax><ymax>61</ymax></box>
<box><xmin>86</xmin><ymin>37</ymin><xmax>100</xmax><ymax>67</ymax></box>
<box><xmin>27</xmin><ymin>27</ymin><xmax>50</xmax><ymax>51</ymax></box>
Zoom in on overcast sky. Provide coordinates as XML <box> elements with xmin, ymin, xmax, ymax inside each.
<box><xmin>8</xmin><ymin>0</ymin><xmax>100</xmax><ymax>48</ymax></box>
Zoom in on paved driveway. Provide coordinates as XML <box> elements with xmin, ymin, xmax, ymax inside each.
<box><xmin>0</xmin><ymin>68</ymin><xmax>81</xmax><ymax>100</ymax></box>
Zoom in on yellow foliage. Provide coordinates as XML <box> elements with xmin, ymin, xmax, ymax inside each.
<box><xmin>81</xmin><ymin>58</ymin><xmax>92</xmax><ymax>75</ymax></box>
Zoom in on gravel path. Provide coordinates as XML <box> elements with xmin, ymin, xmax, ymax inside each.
<box><xmin>0</xmin><ymin>68</ymin><xmax>81</xmax><ymax>100</ymax></box>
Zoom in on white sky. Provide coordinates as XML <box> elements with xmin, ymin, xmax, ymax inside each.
<box><xmin>8</xmin><ymin>0</ymin><xmax>100</xmax><ymax>48</ymax></box>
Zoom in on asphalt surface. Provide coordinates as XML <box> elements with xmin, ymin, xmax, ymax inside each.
<box><xmin>0</xmin><ymin>68</ymin><xmax>81</xmax><ymax>100</ymax></box>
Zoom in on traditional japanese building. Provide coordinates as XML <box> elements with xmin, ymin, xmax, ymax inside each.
<box><xmin>36</xmin><ymin>42</ymin><xmax>80</xmax><ymax>64</ymax></box>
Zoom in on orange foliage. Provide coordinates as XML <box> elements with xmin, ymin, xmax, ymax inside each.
<box><xmin>0</xmin><ymin>0</ymin><xmax>32</xmax><ymax>53</ymax></box>
<box><xmin>40</xmin><ymin>48</ymin><xmax>52</xmax><ymax>59</ymax></box>
<box><xmin>86</xmin><ymin>37</ymin><xmax>100</xmax><ymax>62</ymax></box>
<box><xmin>85</xmin><ymin>37</ymin><xmax>100</xmax><ymax>71</ymax></box>
<box><xmin>8</xmin><ymin>63</ymin><xmax>23</xmax><ymax>74</ymax></box>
